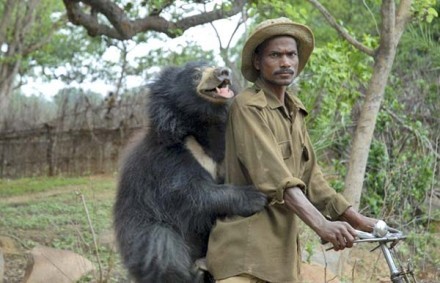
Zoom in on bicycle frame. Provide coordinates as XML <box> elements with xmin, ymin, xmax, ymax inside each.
<box><xmin>354</xmin><ymin>222</ymin><xmax>417</xmax><ymax>283</ymax></box>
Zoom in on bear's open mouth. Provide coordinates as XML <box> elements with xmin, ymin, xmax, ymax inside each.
<box><xmin>203</xmin><ymin>79</ymin><xmax>234</xmax><ymax>99</ymax></box>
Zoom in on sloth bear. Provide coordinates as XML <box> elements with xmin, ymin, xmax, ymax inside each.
<box><xmin>114</xmin><ymin>62</ymin><xmax>267</xmax><ymax>283</ymax></box>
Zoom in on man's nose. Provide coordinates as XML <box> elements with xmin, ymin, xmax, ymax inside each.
<box><xmin>280</xmin><ymin>55</ymin><xmax>291</xmax><ymax>67</ymax></box>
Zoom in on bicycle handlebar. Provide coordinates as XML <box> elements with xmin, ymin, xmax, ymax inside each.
<box><xmin>322</xmin><ymin>220</ymin><xmax>406</xmax><ymax>249</ymax></box>
<box><xmin>354</xmin><ymin>229</ymin><xmax>406</xmax><ymax>243</ymax></box>
<box><xmin>354</xmin><ymin>220</ymin><xmax>406</xmax><ymax>243</ymax></box>
<box><xmin>330</xmin><ymin>221</ymin><xmax>413</xmax><ymax>283</ymax></box>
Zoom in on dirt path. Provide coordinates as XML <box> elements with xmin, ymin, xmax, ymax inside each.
<box><xmin>0</xmin><ymin>185</ymin><xmax>87</xmax><ymax>205</ymax></box>
<box><xmin>0</xmin><ymin>175</ymin><xmax>116</xmax><ymax>205</ymax></box>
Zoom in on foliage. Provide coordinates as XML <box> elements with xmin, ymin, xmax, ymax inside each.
<box><xmin>248</xmin><ymin>0</ymin><xmax>311</xmax><ymax>21</ymax></box>
<box><xmin>412</xmin><ymin>0</ymin><xmax>439</xmax><ymax>23</ymax></box>
<box><xmin>248</xmin><ymin>0</ymin><xmax>382</xmax><ymax>43</ymax></box>
<box><xmin>359</xmin><ymin>11</ymin><xmax>440</xmax><ymax>223</ymax></box>
<box><xmin>0</xmin><ymin>0</ymin><xmax>66</xmax><ymax>80</ymax></box>
<box><xmin>41</xmin><ymin>3</ymin><xmax>221</xmax><ymax>95</ymax></box>
<box><xmin>363</xmin><ymin>136</ymin><xmax>434</xmax><ymax>219</ymax></box>
<box><xmin>133</xmin><ymin>40</ymin><xmax>216</xmax><ymax>79</ymax></box>
<box><xmin>298</xmin><ymin>40</ymin><xmax>372</xmax><ymax>162</ymax></box>
<box><xmin>32</xmin><ymin>25</ymin><xmax>108</xmax><ymax>84</ymax></box>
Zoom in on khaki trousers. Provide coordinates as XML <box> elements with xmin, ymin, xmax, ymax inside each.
<box><xmin>216</xmin><ymin>274</ymin><xmax>267</xmax><ymax>283</ymax></box>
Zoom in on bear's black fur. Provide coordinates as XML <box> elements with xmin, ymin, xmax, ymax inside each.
<box><xmin>114</xmin><ymin>62</ymin><xmax>267</xmax><ymax>283</ymax></box>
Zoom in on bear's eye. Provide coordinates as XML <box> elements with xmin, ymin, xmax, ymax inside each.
<box><xmin>192</xmin><ymin>68</ymin><xmax>203</xmax><ymax>81</ymax></box>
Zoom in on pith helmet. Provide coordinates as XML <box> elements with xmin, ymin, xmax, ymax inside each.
<box><xmin>241</xmin><ymin>17</ymin><xmax>315</xmax><ymax>82</ymax></box>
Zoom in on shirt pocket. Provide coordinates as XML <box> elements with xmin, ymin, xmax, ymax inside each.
<box><xmin>302</xmin><ymin>143</ymin><xmax>310</xmax><ymax>162</ymax></box>
<box><xmin>278</xmin><ymin>140</ymin><xmax>292</xmax><ymax>160</ymax></box>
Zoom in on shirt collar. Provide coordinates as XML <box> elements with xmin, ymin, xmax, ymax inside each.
<box><xmin>246</xmin><ymin>78</ymin><xmax>308</xmax><ymax>116</ymax></box>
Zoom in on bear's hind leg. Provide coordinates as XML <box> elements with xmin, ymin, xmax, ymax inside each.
<box><xmin>126</xmin><ymin>223</ymin><xmax>199</xmax><ymax>283</ymax></box>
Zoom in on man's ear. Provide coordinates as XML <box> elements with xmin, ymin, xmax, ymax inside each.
<box><xmin>253</xmin><ymin>54</ymin><xmax>260</xmax><ymax>71</ymax></box>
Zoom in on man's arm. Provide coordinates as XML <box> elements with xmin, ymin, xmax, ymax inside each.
<box><xmin>338</xmin><ymin>206</ymin><xmax>377</xmax><ymax>232</ymax></box>
<box><xmin>284</xmin><ymin>187</ymin><xmax>378</xmax><ymax>250</ymax></box>
<box><xmin>284</xmin><ymin>187</ymin><xmax>357</xmax><ymax>251</ymax></box>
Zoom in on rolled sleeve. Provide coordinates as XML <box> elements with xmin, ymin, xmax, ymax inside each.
<box><xmin>272</xmin><ymin>177</ymin><xmax>306</xmax><ymax>205</ymax></box>
<box><xmin>322</xmin><ymin>193</ymin><xmax>351</xmax><ymax>220</ymax></box>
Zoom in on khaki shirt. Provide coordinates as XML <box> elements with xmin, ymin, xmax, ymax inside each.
<box><xmin>207</xmin><ymin>80</ymin><xmax>351</xmax><ymax>283</ymax></box>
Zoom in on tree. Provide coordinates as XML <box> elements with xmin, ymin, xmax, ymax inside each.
<box><xmin>304</xmin><ymin>0</ymin><xmax>437</xmax><ymax>276</ymax></box>
<box><xmin>61</xmin><ymin>0</ymin><xmax>251</xmax><ymax>95</ymax></box>
<box><xmin>306</xmin><ymin>0</ymin><xmax>436</xmax><ymax>211</ymax></box>
<box><xmin>0</xmin><ymin>0</ymin><xmax>66</xmax><ymax>129</ymax></box>
<box><xmin>62</xmin><ymin>0</ymin><xmax>247</xmax><ymax>40</ymax></box>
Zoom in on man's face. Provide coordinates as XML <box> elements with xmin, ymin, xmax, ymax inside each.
<box><xmin>253</xmin><ymin>36</ymin><xmax>299</xmax><ymax>87</ymax></box>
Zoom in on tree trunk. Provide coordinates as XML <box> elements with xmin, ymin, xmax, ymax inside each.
<box><xmin>0</xmin><ymin>58</ymin><xmax>21</xmax><ymax>129</ymax></box>
<box><xmin>343</xmin><ymin>47</ymin><xmax>397</xmax><ymax>208</ymax></box>
<box><xmin>335</xmin><ymin>44</ymin><xmax>397</xmax><ymax>276</ymax></box>
<box><xmin>0</xmin><ymin>0</ymin><xmax>41</xmax><ymax>129</ymax></box>
<box><xmin>343</xmin><ymin>0</ymin><xmax>411</xmax><ymax>209</ymax></box>
<box><xmin>307</xmin><ymin>0</ymin><xmax>413</xmax><ymax>276</ymax></box>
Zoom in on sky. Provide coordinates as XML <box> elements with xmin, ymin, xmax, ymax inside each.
<box><xmin>21</xmin><ymin>14</ymin><xmax>245</xmax><ymax>99</ymax></box>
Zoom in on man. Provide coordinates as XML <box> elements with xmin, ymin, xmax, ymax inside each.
<box><xmin>206</xmin><ymin>17</ymin><xmax>377</xmax><ymax>283</ymax></box>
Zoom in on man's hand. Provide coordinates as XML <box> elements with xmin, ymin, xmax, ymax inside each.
<box><xmin>317</xmin><ymin>220</ymin><xmax>357</xmax><ymax>251</ymax></box>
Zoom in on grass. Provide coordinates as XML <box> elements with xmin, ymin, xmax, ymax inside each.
<box><xmin>0</xmin><ymin>175</ymin><xmax>129</xmax><ymax>282</ymax></box>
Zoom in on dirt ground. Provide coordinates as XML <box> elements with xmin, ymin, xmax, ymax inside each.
<box><xmin>1</xmin><ymin>175</ymin><xmax>438</xmax><ymax>283</ymax></box>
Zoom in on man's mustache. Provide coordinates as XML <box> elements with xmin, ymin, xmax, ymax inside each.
<box><xmin>274</xmin><ymin>69</ymin><xmax>295</xmax><ymax>75</ymax></box>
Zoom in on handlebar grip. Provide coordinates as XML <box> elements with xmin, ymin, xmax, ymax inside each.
<box><xmin>355</xmin><ymin>230</ymin><xmax>376</xmax><ymax>239</ymax></box>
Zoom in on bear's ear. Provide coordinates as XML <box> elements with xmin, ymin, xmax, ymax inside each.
<box><xmin>194</xmin><ymin>66</ymin><xmax>208</xmax><ymax>75</ymax></box>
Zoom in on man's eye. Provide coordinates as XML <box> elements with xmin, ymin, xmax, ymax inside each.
<box><xmin>269</xmin><ymin>53</ymin><xmax>280</xmax><ymax>58</ymax></box>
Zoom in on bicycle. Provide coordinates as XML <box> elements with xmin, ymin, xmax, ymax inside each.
<box><xmin>350</xmin><ymin>220</ymin><xmax>417</xmax><ymax>283</ymax></box>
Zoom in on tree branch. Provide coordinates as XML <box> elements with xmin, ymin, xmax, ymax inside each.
<box><xmin>0</xmin><ymin>0</ymin><xmax>18</xmax><ymax>46</ymax></box>
<box><xmin>394</xmin><ymin>0</ymin><xmax>413</xmax><ymax>42</ymax></box>
<box><xmin>382</xmin><ymin>105</ymin><xmax>440</xmax><ymax>159</ymax></box>
<box><xmin>306</xmin><ymin>0</ymin><xmax>375</xmax><ymax>57</ymax></box>
<box><xmin>20</xmin><ymin>0</ymin><xmax>41</xmax><ymax>37</ymax></box>
<box><xmin>22</xmin><ymin>15</ymin><xmax>68</xmax><ymax>57</ymax></box>
<box><xmin>63</xmin><ymin>0</ymin><xmax>125</xmax><ymax>39</ymax></box>
<box><xmin>63</xmin><ymin>0</ymin><xmax>247</xmax><ymax>40</ymax></box>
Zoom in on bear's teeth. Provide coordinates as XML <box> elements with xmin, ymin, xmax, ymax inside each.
<box><xmin>215</xmin><ymin>86</ymin><xmax>234</xmax><ymax>98</ymax></box>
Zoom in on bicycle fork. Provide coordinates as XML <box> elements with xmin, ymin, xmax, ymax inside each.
<box><xmin>380</xmin><ymin>243</ymin><xmax>416</xmax><ymax>283</ymax></box>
